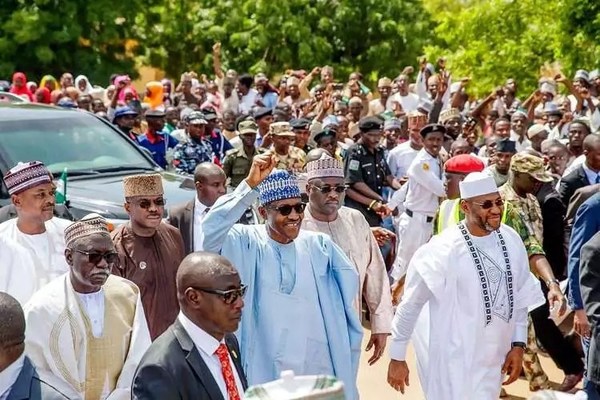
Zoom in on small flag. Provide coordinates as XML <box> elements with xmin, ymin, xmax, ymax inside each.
<box><xmin>55</xmin><ymin>167</ymin><xmax>68</xmax><ymax>204</ymax></box>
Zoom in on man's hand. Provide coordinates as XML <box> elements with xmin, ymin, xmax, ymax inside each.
<box><xmin>555</xmin><ymin>73</ymin><xmax>567</xmax><ymax>84</ymax></box>
<box><xmin>212</xmin><ymin>42</ymin><xmax>221</xmax><ymax>55</ymax></box>
<box><xmin>371</xmin><ymin>227</ymin><xmax>394</xmax><ymax>247</ymax></box>
<box><xmin>245</xmin><ymin>152</ymin><xmax>277</xmax><ymax>188</ymax></box>
<box><xmin>419</xmin><ymin>56</ymin><xmax>427</xmax><ymax>71</ymax></box>
<box><xmin>373</xmin><ymin>202</ymin><xmax>392</xmax><ymax>217</ymax></box>
<box><xmin>311</xmin><ymin>67</ymin><xmax>321</xmax><ymax>77</ymax></box>
<box><xmin>502</xmin><ymin>347</ymin><xmax>524</xmax><ymax>385</ymax></box>
<box><xmin>388</xmin><ymin>360</ymin><xmax>410</xmax><ymax>393</ymax></box>
<box><xmin>547</xmin><ymin>282</ymin><xmax>567</xmax><ymax>317</ymax></box>
<box><xmin>574</xmin><ymin>309</ymin><xmax>591</xmax><ymax>338</ymax></box>
<box><xmin>401</xmin><ymin>66</ymin><xmax>414</xmax><ymax>76</ymax></box>
<box><xmin>366</xmin><ymin>333</ymin><xmax>388</xmax><ymax>365</ymax></box>
<box><xmin>391</xmin><ymin>279</ymin><xmax>404</xmax><ymax>306</ymax></box>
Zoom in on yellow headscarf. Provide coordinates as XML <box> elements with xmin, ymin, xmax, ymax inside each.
<box><xmin>40</xmin><ymin>75</ymin><xmax>59</xmax><ymax>92</ymax></box>
<box><xmin>143</xmin><ymin>81</ymin><xmax>164</xmax><ymax>110</ymax></box>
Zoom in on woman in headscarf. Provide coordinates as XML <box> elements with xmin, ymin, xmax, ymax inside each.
<box><xmin>143</xmin><ymin>81</ymin><xmax>164</xmax><ymax>110</ymax></box>
<box><xmin>75</xmin><ymin>75</ymin><xmax>93</xmax><ymax>95</ymax></box>
<box><xmin>40</xmin><ymin>75</ymin><xmax>59</xmax><ymax>92</ymax></box>
<box><xmin>27</xmin><ymin>81</ymin><xmax>38</xmax><ymax>94</ymax></box>
<box><xmin>34</xmin><ymin>87</ymin><xmax>52</xmax><ymax>104</ymax></box>
<box><xmin>10</xmin><ymin>72</ymin><xmax>34</xmax><ymax>101</ymax></box>
<box><xmin>161</xmin><ymin>78</ymin><xmax>173</xmax><ymax>106</ymax></box>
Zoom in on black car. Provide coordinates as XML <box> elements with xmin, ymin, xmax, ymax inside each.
<box><xmin>0</xmin><ymin>103</ymin><xmax>195</xmax><ymax>224</ymax></box>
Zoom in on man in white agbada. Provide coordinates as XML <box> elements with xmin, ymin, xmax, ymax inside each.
<box><xmin>301</xmin><ymin>154</ymin><xmax>393</xmax><ymax>365</ymax></box>
<box><xmin>24</xmin><ymin>214</ymin><xmax>151</xmax><ymax>400</ymax></box>
<box><xmin>0</xmin><ymin>235</ymin><xmax>37</xmax><ymax>304</ymax></box>
<box><xmin>387</xmin><ymin>172</ymin><xmax>545</xmax><ymax>399</ymax></box>
<box><xmin>0</xmin><ymin>161</ymin><xmax>71</xmax><ymax>293</ymax></box>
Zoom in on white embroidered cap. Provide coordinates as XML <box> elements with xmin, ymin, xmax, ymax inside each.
<box><xmin>459</xmin><ymin>172</ymin><xmax>498</xmax><ymax>200</ymax></box>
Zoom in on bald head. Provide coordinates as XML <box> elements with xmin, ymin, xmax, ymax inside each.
<box><xmin>0</xmin><ymin>292</ymin><xmax>25</xmax><ymax>369</ymax></box>
<box><xmin>583</xmin><ymin>134</ymin><xmax>600</xmax><ymax>152</ymax></box>
<box><xmin>194</xmin><ymin>162</ymin><xmax>225</xmax><ymax>183</ymax></box>
<box><xmin>176</xmin><ymin>252</ymin><xmax>238</xmax><ymax>299</ymax></box>
<box><xmin>306</xmin><ymin>148</ymin><xmax>330</xmax><ymax>163</ymax></box>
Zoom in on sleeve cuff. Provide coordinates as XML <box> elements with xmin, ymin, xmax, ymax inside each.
<box><xmin>511</xmin><ymin>327</ymin><xmax>527</xmax><ymax>344</ymax></box>
<box><xmin>388</xmin><ymin>339</ymin><xmax>408</xmax><ymax>361</ymax></box>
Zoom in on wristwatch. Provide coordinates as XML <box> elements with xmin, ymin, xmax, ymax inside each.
<box><xmin>511</xmin><ymin>341</ymin><xmax>526</xmax><ymax>350</ymax></box>
<box><xmin>545</xmin><ymin>278</ymin><xmax>560</xmax><ymax>288</ymax></box>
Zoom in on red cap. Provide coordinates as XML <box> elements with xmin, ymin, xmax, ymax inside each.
<box><xmin>444</xmin><ymin>154</ymin><xmax>485</xmax><ymax>174</ymax></box>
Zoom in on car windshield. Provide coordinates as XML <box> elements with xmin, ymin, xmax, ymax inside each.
<box><xmin>0</xmin><ymin>112</ymin><xmax>154</xmax><ymax>175</ymax></box>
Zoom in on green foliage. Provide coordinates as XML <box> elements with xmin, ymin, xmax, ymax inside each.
<box><xmin>423</xmin><ymin>0</ymin><xmax>600</xmax><ymax>97</ymax></box>
<box><xmin>0</xmin><ymin>0</ymin><xmax>148</xmax><ymax>83</ymax></box>
<box><xmin>138</xmin><ymin>0</ymin><xmax>433</xmax><ymax>84</ymax></box>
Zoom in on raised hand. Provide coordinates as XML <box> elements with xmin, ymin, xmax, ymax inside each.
<box><xmin>245</xmin><ymin>152</ymin><xmax>277</xmax><ymax>189</ymax></box>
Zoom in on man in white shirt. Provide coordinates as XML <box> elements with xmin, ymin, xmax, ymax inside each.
<box><xmin>510</xmin><ymin>110</ymin><xmax>532</xmax><ymax>152</ymax></box>
<box><xmin>387</xmin><ymin>74</ymin><xmax>419</xmax><ymax>114</ymax></box>
<box><xmin>168</xmin><ymin>163</ymin><xmax>227</xmax><ymax>254</ymax></box>
<box><xmin>24</xmin><ymin>214</ymin><xmax>151</xmax><ymax>400</ymax></box>
<box><xmin>0</xmin><ymin>235</ymin><xmax>36</xmax><ymax>305</ymax></box>
<box><xmin>0</xmin><ymin>292</ymin><xmax>67</xmax><ymax>400</ymax></box>
<box><xmin>238</xmin><ymin>74</ymin><xmax>259</xmax><ymax>114</ymax></box>
<box><xmin>0</xmin><ymin>161</ymin><xmax>71</xmax><ymax>291</ymax></box>
<box><xmin>132</xmin><ymin>252</ymin><xmax>247</xmax><ymax>400</ymax></box>
<box><xmin>391</xmin><ymin>124</ymin><xmax>446</xmax><ymax>283</ymax></box>
<box><xmin>387</xmin><ymin>172</ymin><xmax>544</xmax><ymax>399</ymax></box>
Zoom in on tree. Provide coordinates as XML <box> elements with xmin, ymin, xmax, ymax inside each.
<box><xmin>0</xmin><ymin>0</ymin><xmax>149</xmax><ymax>83</ymax></box>
<box><xmin>139</xmin><ymin>0</ymin><xmax>434</xmax><ymax>84</ymax></box>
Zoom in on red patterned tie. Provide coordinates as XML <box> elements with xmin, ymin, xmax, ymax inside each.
<box><xmin>215</xmin><ymin>343</ymin><xmax>241</xmax><ymax>400</ymax></box>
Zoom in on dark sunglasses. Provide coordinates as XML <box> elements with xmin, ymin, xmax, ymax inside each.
<box><xmin>130</xmin><ymin>198</ymin><xmax>166</xmax><ymax>209</ymax></box>
<box><xmin>312</xmin><ymin>184</ymin><xmax>348</xmax><ymax>194</ymax></box>
<box><xmin>472</xmin><ymin>198</ymin><xmax>504</xmax><ymax>210</ymax></box>
<box><xmin>73</xmin><ymin>249</ymin><xmax>119</xmax><ymax>264</ymax></box>
<box><xmin>193</xmin><ymin>284</ymin><xmax>247</xmax><ymax>305</ymax></box>
<box><xmin>268</xmin><ymin>203</ymin><xmax>306</xmax><ymax>216</ymax></box>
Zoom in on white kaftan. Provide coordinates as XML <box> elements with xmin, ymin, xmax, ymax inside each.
<box><xmin>389</xmin><ymin>223</ymin><xmax>544</xmax><ymax>400</ymax></box>
<box><xmin>0</xmin><ymin>235</ymin><xmax>37</xmax><ymax>304</ymax></box>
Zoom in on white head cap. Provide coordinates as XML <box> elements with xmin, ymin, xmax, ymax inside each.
<box><xmin>459</xmin><ymin>172</ymin><xmax>498</xmax><ymax>200</ymax></box>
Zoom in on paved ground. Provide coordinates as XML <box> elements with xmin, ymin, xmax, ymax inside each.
<box><xmin>357</xmin><ymin>327</ymin><xmax>582</xmax><ymax>399</ymax></box>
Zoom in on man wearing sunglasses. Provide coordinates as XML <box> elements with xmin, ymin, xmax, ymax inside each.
<box><xmin>24</xmin><ymin>214</ymin><xmax>151</xmax><ymax>400</ymax></box>
<box><xmin>202</xmin><ymin>153</ymin><xmax>362</xmax><ymax>399</ymax></box>
<box><xmin>112</xmin><ymin>173</ymin><xmax>186</xmax><ymax>340</ymax></box>
<box><xmin>133</xmin><ymin>252</ymin><xmax>247</xmax><ymax>400</ymax></box>
<box><xmin>388</xmin><ymin>172</ymin><xmax>544</xmax><ymax>399</ymax></box>
<box><xmin>302</xmin><ymin>154</ymin><xmax>393</xmax><ymax>367</ymax></box>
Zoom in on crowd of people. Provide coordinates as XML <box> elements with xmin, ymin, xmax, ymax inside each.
<box><xmin>1</xmin><ymin>44</ymin><xmax>600</xmax><ymax>400</ymax></box>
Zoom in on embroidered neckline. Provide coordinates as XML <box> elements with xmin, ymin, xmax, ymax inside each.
<box><xmin>458</xmin><ymin>222</ymin><xmax>514</xmax><ymax>325</ymax></box>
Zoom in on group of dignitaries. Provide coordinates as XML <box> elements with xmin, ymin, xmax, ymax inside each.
<box><xmin>1</xmin><ymin>111</ymin><xmax>599</xmax><ymax>399</ymax></box>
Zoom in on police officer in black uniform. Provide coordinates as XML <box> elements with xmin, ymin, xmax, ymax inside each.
<box><xmin>343</xmin><ymin>116</ymin><xmax>402</xmax><ymax>227</ymax></box>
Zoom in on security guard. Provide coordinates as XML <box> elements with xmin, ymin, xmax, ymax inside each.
<box><xmin>290</xmin><ymin>118</ymin><xmax>314</xmax><ymax>153</ymax></box>
<box><xmin>270</xmin><ymin>121</ymin><xmax>306</xmax><ymax>172</ymax></box>
<box><xmin>222</xmin><ymin>120</ymin><xmax>265</xmax><ymax>189</ymax></box>
<box><xmin>434</xmin><ymin>154</ymin><xmax>486</xmax><ymax>234</ymax></box>
<box><xmin>344</xmin><ymin>116</ymin><xmax>402</xmax><ymax>227</ymax></box>
<box><xmin>390</xmin><ymin>123</ymin><xmax>446</xmax><ymax>282</ymax></box>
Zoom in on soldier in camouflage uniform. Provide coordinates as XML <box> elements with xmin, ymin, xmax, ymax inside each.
<box><xmin>171</xmin><ymin>112</ymin><xmax>215</xmax><ymax>175</ymax></box>
<box><xmin>222</xmin><ymin>120</ymin><xmax>265</xmax><ymax>189</ymax></box>
<box><xmin>500</xmin><ymin>153</ymin><xmax>582</xmax><ymax>392</ymax></box>
<box><xmin>269</xmin><ymin>121</ymin><xmax>306</xmax><ymax>172</ymax></box>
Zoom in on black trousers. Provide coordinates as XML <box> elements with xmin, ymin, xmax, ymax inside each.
<box><xmin>530</xmin><ymin>280</ymin><xmax>584</xmax><ymax>375</ymax></box>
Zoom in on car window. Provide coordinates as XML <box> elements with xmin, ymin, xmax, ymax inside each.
<box><xmin>0</xmin><ymin>113</ymin><xmax>153</xmax><ymax>174</ymax></box>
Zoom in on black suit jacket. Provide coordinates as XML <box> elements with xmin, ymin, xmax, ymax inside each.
<box><xmin>559</xmin><ymin>165</ymin><xmax>591</xmax><ymax>208</ymax></box>
<box><xmin>168</xmin><ymin>200</ymin><xmax>254</xmax><ymax>255</ymax></box>
<box><xmin>7</xmin><ymin>356</ymin><xmax>67</xmax><ymax>400</ymax></box>
<box><xmin>580</xmin><ymin>231</ymin><xmax>600</xmax><ymax>384</ymax></box>
<box><xmin>132</xmin><ymin>319</ymin><xmax>247</xmax><ymax>400</ymax></box>
<box><xmin>536</xmin><ymin>183</ymin><xmax>568</xmax><ymax>279</ymax></box>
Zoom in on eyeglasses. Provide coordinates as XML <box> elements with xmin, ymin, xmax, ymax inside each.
<box><xmin>312</xmin><ymin>184</ymin><xmax>348</xmax><ymax>194</ymax></box>
<box><xmin>192</xmin><ymin>284</ymin><xmax>247</xmax><ymax>305</ymax></box>
<box><xmin>471</xmin><ymin>198</ymin><xmax>504</xmax><ymax>210</ymax></box>
<box><xmin>129</xmin><ymin>198</ymin><xmax>166</xmax><ymax>209</ymax></box>
<box><xmin>73</xmin><ymin>249</ymin><xmax>119</xmax><ymax>265</ymax></box>
<box><xmin>268</xmin><ymin>203</ymin><xmax>306</xmax><ymax>216</ymax></box>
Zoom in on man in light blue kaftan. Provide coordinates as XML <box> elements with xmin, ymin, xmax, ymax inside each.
<box><xmin>202</xmin><ymin>153</ymin><xmax>363</xmax><ymax>399</ymax></box>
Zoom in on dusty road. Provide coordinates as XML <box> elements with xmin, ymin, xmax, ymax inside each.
<box><xmin>357</xmin><ymin>328</ymin><xmax>581</xmax><ymax>399</ymax></box>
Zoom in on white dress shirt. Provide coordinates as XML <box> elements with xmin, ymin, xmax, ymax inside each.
<box><xmin>178</xmin><ymin>312</ymin><xmax>244</xmax><ymax>398</ymax></box>
<box><xmin>76</xmin><ymin>288</ymin><xmax>105</xmax><ymax>337</ymax></box>
<box><xmin>403</xmin><ymin>148</ymin><xmax>445</xmax><ymax>216</ymax></box>
<box><xmin>0</xmin><ymin>354</ymin><xmax>25</xmax><ymax>400</ymax></box>
<box><xmin>510</xmin><ymin>131</ymin><xmax>531</xmax><ymax>153</ymax></box>
<box><xmin>193</xmin><ymin>197</ymin><xmax>210</xmax><ymax>252</ymax></box>
<box><xmin>387</xmin><ymin>141</ymin><xmax>420</xmax><ymax>179</ymax></box>
<box><xmin>386</xmin><ymin>92</ymin><xmax>420</xmax><ymax>113</ymax></box>
<box><xmin>582</xmin><ymin>162</ymin><xmax>600</xmax><ymax>185</ymax></box>
<box><xmin>239</xmin><ymin>89</ymin><xmax>259</xmax><ymax>114</ymax></box>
